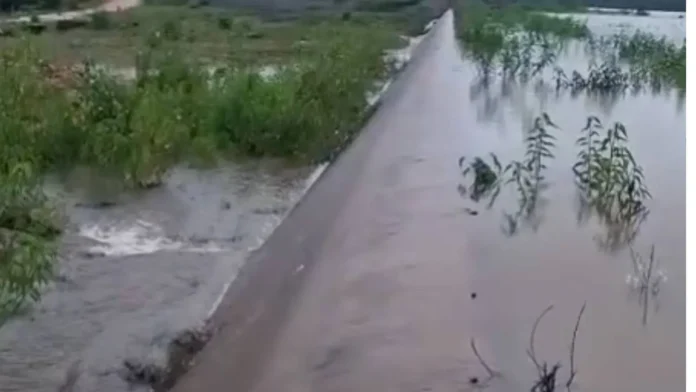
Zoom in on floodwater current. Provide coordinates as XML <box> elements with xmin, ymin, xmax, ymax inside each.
<box><xmin>0</xmin><ymin>163</ymin><xmax>324</xmax><ymax>392</ymax></box>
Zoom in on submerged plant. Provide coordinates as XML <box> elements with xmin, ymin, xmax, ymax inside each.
<box><xmin>584</xmin><ymin>31</ymin><xmax>686</xmax><ymax>91</ymax></box>
<box><xmin>573</xmin><ymin>116</ymin><xmax>650</xmax><ymax>251</ymax></box>
<box><xmin>458</xmin><ymin>153</ymin><xmax>511</xmax><ymax>207</ymax></box>
<box><xmin>554</xmin><ymin>61</ymin><xmax>631</xmax><ymax>93</ymax></box>
<box><xmin>468</xmin><ymin>303</ymin><xmax>587</xmax><ymax>392</ymax></box>
<box><xmin>457</xmin><ymin>113</ymin><xmax>558</xmax><ymax>236</ymax></box>
<box><xmin>502</xmin><ymin>113</ymin><xmax>557</xmax><ymax>236</ymax></box>
<box><xmin>627</xmin><ymin>245</ymin><xmax>666</xmax><ymax>325</ymax></box>
<box><xmin>455</xmin><ymin>3</ymin><xmax>588</xmax><ymax>80</ymax></box>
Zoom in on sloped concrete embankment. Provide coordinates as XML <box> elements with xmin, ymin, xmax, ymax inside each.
<box><xmin>169</xmin><ymin>10</ymin><xmax>449</xmax><ymax>392</ymax></box>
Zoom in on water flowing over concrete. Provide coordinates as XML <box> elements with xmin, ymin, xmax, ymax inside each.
<box><xmin>172</xmin><ymin>9</ymin><xmax>684</xmax><ymax>392</ymax></box>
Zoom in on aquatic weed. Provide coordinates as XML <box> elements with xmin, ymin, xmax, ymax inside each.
<box><xmin>627</xmin><ymin>244</ymin><xmax>666</xmax><ymax>325</ymax></box>
<box><xmin>502</xmin><ymin>113</ymin><xmax>557</xmax><ymax>235</ymax></box>
<box><xmin>572</xmin><ymin>116</ymin><xmax>650</xmax><ymax>252</ymax></box>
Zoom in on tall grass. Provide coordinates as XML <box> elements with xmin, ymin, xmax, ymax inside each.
<box><xmin>0</xmin><ymin>25</ymin><xmax>399</xmax><ymax>318</ymax></box>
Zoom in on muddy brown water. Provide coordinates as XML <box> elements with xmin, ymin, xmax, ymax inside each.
<box><xmin>0</xmin><ymin>8</ymin><xmax>684</xmax><ymax>392</ymax></box>
<box><xmin>172</xmin><ymin>9</ymin><xmax>684</xmax><ymax>392</ymax></box>
<box><xmin>0</xmin><ymin>162</ymin><xmax>325</xmax><ymax>392</ymax></box>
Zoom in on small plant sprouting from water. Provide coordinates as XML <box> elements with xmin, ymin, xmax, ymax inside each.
<box><xmin>572</xmin><ymin>117</ymin><xmax>650</xmax><ymax>252</ymax></box>
<box><xmin>458</xmin><ymin>153</ymin><xmax>511</xmax><ymax>207</ymax></box>
<box><xmin>502</xmin><ymin>113</ymin><xmax>558</xmax><ymax>236</ymax></box>
<box><xmin>572</xmin><ymin>117</ymin><xmax>650</xmax><ymax>242</ymax></box>
<box><xmin>627</xmin><ymin>244</ymin><xmax>666</xmax><ymax>326</ymax></box>
<box><xmin>468</xmin><ymin>303</ymin><xmax>587</xmax><ymax>392</ymax></box>
<box><xmin>554</xmin><ymin>62</ymin><xmax>631</xmax><ymax>93</ymax></box>
<box><xmin>457</xmin><ymin>113</ymin><xmax>558</xmax><ymax>236</ymax></box>
<box><xmin>458</xmin><ymin>112</ymin><xmax>651</xmax><ymax>247</ymax></box>
<box><xmin>528</xmin><ymin>304</ymin><xmax>586</xmax><ymax>392</ymax></box>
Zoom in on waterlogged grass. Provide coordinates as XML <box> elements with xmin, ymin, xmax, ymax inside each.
<box><xmin>456</xmin><ymin>2</ymin><xmax>589</xmax><ymax>41</ymax></box>
<box><xmin>455</xmin><ymin>3</ymin><xmax>588</xmax><ymax>77</ymax></box>
<box><xmin>0</xmin><ymin>14</ymin><xmax>411</xmax><ymax>318</ymax></box>
<box><xmin>454</xmin><ymin>2</ymin><xmax>686</xmax><ymax>91</ymax></box>
<box><xmin>586</xmin><ymin>31</ymin><xmax>686</xmax><ymax>89</ymax></box>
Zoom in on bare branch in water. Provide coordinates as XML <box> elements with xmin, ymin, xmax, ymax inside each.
<box><xmin>470</xmin><ymin>338</ymin><xmax>500</xmax><ymax>380</ymax></box>
<box><xmin>566</xmin><ymin>303</ymin><xmax>586</xmax><ymax>390</ymax></box>
<box><xmin>527</xmin><ymin>304</ymin><xmax>554</xmax><ymax>375</ymax></box>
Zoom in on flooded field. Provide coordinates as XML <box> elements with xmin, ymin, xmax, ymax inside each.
<box><xmin>0</xmin><ymin>8</ymin><xmax>684</xmax><ymax>392</ymax></box>
<box><xmin>456</xmin><ymin>10</ymin><xmax>684</xmax><ymax>392</ymax></box>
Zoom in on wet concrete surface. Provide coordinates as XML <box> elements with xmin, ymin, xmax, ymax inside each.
<box><xmin>173</xmin><ymin>9</ymin><xmax>684</xmax><ymax>392</ymax></box>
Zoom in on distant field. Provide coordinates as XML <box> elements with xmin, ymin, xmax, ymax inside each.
<box><xmin>0</xmin><ymin>4</ymin><xmax>436</xmax><ymax>67</ymax></box>
<box><xmin>0</xmin><ymin>0</ymin><xmax>447</xmax><ymax>67</ymax></box>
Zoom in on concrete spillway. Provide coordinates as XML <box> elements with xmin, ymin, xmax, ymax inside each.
<box><xmin>172</xmin><ymin>9</ymin><xmax>685</xmax><ymax>392</ymax></box>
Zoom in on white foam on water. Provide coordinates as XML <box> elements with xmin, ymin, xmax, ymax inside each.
<box><xmin>79</xmin><ymin>220</ymin><xmax>225</xmax><ymax>257</ymax></box>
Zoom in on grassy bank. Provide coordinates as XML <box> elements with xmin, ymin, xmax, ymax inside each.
<box><xmin>454</xmin><ymin>1</ymin><xmax>685</xmax><ymax>91</ymax></box>
<box><xmin>0</xmin><ymin>5</ymin><xmax>424</xmax><ymax>319</ymax></box>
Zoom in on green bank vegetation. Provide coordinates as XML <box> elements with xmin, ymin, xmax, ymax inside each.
<box><xmin>0</xmin><ymin>5</ymin><xmax>422</xmax><ymax>320</ymax></box>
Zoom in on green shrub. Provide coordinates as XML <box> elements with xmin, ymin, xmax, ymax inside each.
<box><xmin>90</xmin><ymin>11</ymin><xmax>112</xmax><ymax>30</ymax></box>
<box><xmin>0</xmin><ymin>46</ymin><xmax>64</xmax><ymax>320</ymax></box>
<box><xmin>0</xmin><ymin>166</ymin><xmax>59</xmax><ymax>320</ymax></box>
<box><xmin>217</xmin><ymin>16</ymin><xmax>232</xmax><ymax>30</ymax></box>
<box><xmin>55</xmin><ymin>17</ymin><xmax>90</xmax><ymax>31</ymax></box>
<box><xmin>161</xmin><ymin>19</ymin><xmax>182</xmax><ymax>41</ymax></box>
